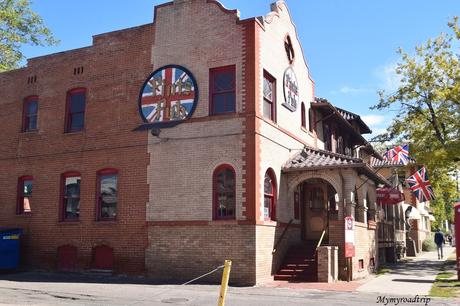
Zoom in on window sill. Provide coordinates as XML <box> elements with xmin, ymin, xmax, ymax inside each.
<box><xmin>210</xmin><ymin>219</ymin><xmax>237</xmax><ymax>225</ymax></box>
<box><xmin>58</xmin><ymin>220</ymin><xmax>80</xmax><ymax>225</ymax></box>
<box><xmin>64</xmin><ymin>130</ymin><xmax>85</xmax><ymax>135</ymax></box>
<box><xmin>21</xmin><ymin>129</ymin><xmax>39</xmax><ymax>134</ymax></box>
<box><xmin>15</xmin><ymin>213</ymin><xmax>32</xmax><ymax>217</ymax></box>
<box><xmin>208</xmin><ymin>112</ymin><xmax>237</xmax><ymax>119</ymax></box>
<box><xmin>94</xmin><ymin>220</ymin><xmax>118</xmax><ymax>224</ymax></box>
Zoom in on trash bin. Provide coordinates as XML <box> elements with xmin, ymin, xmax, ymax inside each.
<box><xmin>0</xmin><ymin>228</ymin><xmax>23</xmax><ymax>270</ymax></box>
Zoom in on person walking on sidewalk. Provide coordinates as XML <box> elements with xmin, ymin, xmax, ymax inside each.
<box><xmin>434</xmin><ymin>228</ymin><xmax>445</xmax><ymax>259</ymax></box>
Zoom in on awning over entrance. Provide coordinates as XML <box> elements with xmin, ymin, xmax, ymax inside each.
<box><xmin>283</xmin><ymin>147</ymin><xmax>391</xmax><ymax>187</ymax></box>
<box><xmin>401</xmin><ymin>203</ymin><xmax>421</xmax><ymax>220</ymax></box>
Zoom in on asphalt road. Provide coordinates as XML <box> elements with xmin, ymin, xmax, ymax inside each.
<box><xmin>0</xmin><ymin>272</ymin><xmax>457</xmax><ymax>306</ymax></box>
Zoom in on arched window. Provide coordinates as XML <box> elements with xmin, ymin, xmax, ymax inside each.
<box><xmin>264</xmin><ymin>169</ymin><xmax>277</xmax><ymax>220</ymax></box>
<box><xmin>301</xmin><ymin>102</ymin><xmax>306</xmax><ymax>128</ymax></box>
<box><xmin>308</xmin><ymin>108</ymin><xmax>315</xmax><ymax>133</ymax></box>
<box><xmin>22</xmin><ymin>96</ymin><xmax>38</xmax><ymax>132</ymax></box>
<box><xmin>213</xmin><ymin>165</ymin><xmax>236</xmax><ymax>220</ymax></box>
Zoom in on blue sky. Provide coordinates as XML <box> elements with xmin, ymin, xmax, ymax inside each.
<box><xmin>22</xmin><ymin>0</ymin><xmax>459</xmax><ymax>138</ymax></box>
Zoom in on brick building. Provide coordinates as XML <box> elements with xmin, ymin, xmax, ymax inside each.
<box><xmin>1</xmin><ymin>0</ymin><xmax>392</xmax><ymax>285</ymax></box>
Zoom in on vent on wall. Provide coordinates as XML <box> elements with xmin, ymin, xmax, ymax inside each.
<box><xmin>73</xmin><ymin>66</ymin><xmax>84</xmax><ymax>75</ymax></box>
<box><xmin>27</xmin><ymin>75</ymin><xmax>37</xmax><ymax>84</ymax></box>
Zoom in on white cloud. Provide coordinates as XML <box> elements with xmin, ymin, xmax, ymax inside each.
<box><xmin>361</xmin><ymin>114</ymin><xmax>385</xmax><ymax>126</ymax></box>
<box><xmin>375</xmin><ymin>62</ymin><xmax>402</xmax><ymax>92</ymax></box>
<box><xmin>339</xmin><ymin>86</ymin><xmax>373</xmax><ymax>94</ymax></box>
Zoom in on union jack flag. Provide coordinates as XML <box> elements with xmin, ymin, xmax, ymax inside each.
<box><xmin>406</xmin><ymin>167</ymin><xmax>435</xmax><ymax>202</ymax></box>
<box><xmin>383</xmin><ymin>144</ymin><xmax>411</xmax><ymax>165</ymax></box>
<box><xmin>141</xmin><ymin>67</ymin><xmax>195</xmax><ymax>123</ymax></box>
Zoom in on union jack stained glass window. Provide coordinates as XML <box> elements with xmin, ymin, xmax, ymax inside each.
<box><xmin>210</xmin><ymin>66</ymin><xmax>236</xmax><ymax>115</ymax></box>
<box><xmin>213</xmin><ymin>165</ymin><xmax>235</xmax><ymax>220</ymax></box>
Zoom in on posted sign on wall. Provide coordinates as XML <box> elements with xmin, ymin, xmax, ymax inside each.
<box><xmin>345</xmin><ymin>216</ymin><xmax>355</xmax><ymax>257</ymax></box>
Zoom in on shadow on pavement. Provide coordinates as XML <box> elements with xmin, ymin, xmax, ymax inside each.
<box><xmin>0</xmin><ymin>271</ymin><xmax>216</xmax><ymax>286</ymax></box>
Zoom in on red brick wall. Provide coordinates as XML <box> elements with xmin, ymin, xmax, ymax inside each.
<box><xmin>0</xmin><ymin>23</ymin><xmax>154</xmax><ymax>274</ymax></box>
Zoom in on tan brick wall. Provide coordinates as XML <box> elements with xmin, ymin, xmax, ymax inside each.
<box><xmin>146</xmin><ymin>224</ymin><xmax>256</xmax><ymax>285</ymax></box>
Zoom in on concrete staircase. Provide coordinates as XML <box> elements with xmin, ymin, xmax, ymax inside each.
<box><xmin>274</xmin><ymin>242</ymin><xmax>317</xmax><ymax>282</ymax></box>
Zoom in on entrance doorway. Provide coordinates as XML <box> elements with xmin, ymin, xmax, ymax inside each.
<box><xmin>299</xmin><ymin>178</ymin><xmax>338</xmax><ymax>244</ymax></box>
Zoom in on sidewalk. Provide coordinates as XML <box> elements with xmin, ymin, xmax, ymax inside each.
<box><xmin>357</xmin><ymin>245</ymin><xmax>456</xmax><ymax>296</ymax></box>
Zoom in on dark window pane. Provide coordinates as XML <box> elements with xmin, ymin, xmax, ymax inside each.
<box><xmin>264</xmin><ymin>197</ymin><xmax>271</xmax><ymax>218</ymax></box>
<box><xmin>70</xmin><ymin>92</ymin><xmax>86</xmax><ymax>113</ymax></box>
<box><xmin>27</xmin><ymin>101</ymin><xmax>38</xmax><ymax>115</ymax></box>
<box><xmin>213</xmin><ymin>71</ymin><xmax>234</xmax><ymax>92</ymax></box>
<box><xmin>100</xmin><ymin>174</ymin><xmax>117</xmax><ymax>219</ymax></box>
<box><xmin>213</xmin><ymin>93</ymin><xmax>235</xmax><ymax>114</ymax></box>
<box><xmin>28</xmin><ymin>115</ymin><xmax>37</xmax><ymax>130</ymax></box>
<box><xmin>65</xmin><ymin>177</ymin><xmax>81</xmax><ymax>197</ymax></box>
<box><xmin>264</xmin><ymin>175</ymin><xmax>273</xmax><ymax>194</ymax></box>
<box><xmin>263</xmin><ymin>78</ymin><xmax>273</xmax><ymax>101</ymax></box>
<box><xmin>263</xmin><ymin>100</ymin><xmax>272</xmax><ymax>119</ymax></box>
<box><xmin>23</xmin><ymin>180</ymin><xmax>33</xmax><ymax>196</ymax></box>
<box><xmin>64</xmin><ymin>198</ymin><xmax>80</xmax><ymax>219</ymax></box>
<box><xmin>70</xmin><ymin>113</ymin><xmax>84</xmax><ymax>132</ymax></box>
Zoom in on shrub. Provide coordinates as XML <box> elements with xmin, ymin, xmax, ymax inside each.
<box><xmin>422</xmin><ymin>237</ymin><xmax>437</xmax><ymax>251</ymax></box>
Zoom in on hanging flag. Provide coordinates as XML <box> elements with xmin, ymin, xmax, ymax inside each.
<box><xmin>383</xmin><ymin>144</ymin><xmax>410</xmax><ymax>165</ymax></box>
<box><xmin>406</xmin><ymin>167</ymin><xmax>436</xmax><ymax>202</ymax></box>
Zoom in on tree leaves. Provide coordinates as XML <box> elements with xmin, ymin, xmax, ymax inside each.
<box><xmin>0</xmin><ymin>0</ymin><xmax>58</xmax><ymax>71</ymax></box>
<box><xmin>372</xmin><ymin>17</ymin><xmax>460</xmax><ymax>224</ymax></box>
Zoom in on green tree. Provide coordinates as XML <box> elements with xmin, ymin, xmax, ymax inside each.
<box><xmin>0</xmin><ymin>0</ymin><xmax>58</xmax><ymax>72</ymax></box>
<box><xmin>372</xmin><ymin>17</ymin><xmax>460</xmax><ymax>228</ymax></box>
<box><xmin>372</xmin><ymin>17</ymin><xmax>460</xmax><ymax>166</ymax></box>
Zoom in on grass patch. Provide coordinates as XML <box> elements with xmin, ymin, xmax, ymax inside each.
<box><xmin>429</xmin><ymin>256</ymin><xmax>460</xmax><ymax>298</ymax></box>
<box><xmin>376</xmin><ymin>267</ymin><xmax>391</xmax><ymax>276</ymax></box>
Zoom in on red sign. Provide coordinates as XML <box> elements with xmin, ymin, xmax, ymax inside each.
<box><xmin>377</xmin><ymin>187</ymin><xmax>405</xmax><ymax>205</ymax></box>
<box><xmin>345</xmin><ymin>216</ymin><xmax>355</xmax><ymax>257</ymax></box>
<box><xmin>454</xmin><ymin>202</ymin><xmax>460</xmax><ymax>280</ymax></box>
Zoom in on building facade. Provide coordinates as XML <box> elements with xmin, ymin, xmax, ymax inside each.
<box><xmin>1</xmin><ymin>0</ymin><xmax>392</xmax><ymax>285</ymax></box>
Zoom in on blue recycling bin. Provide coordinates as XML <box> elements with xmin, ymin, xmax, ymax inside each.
<box><xmin>0</xmin><ymin>228</ymin><xmax>22</xmax><ymax>270</ymax></box>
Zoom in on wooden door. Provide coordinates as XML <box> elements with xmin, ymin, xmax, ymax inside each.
<box><xmin>304</xmin><ymin>184</ymin><xmax>328</xmax><ymax>240</ymax></box>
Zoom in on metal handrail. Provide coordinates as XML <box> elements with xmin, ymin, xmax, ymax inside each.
<box><xmin>272</xmin><ymin>219</ymin><xmax>294</xmax><ymax>254</ymax></box>
<box><xmin>316</xmin><ymin>225</ymin><xmax>328</xmax><ymax>251</ymax></box>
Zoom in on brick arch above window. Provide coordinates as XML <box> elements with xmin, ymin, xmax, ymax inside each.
<box><xmin>212</xmin><ymin>164</ymin><xmax>236</xmax><ymax>220</ymax></box>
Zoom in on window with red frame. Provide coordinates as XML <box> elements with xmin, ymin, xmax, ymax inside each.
<box><xmin>17</xmin><ymin>176</ymin><xmax>33</xmax><ymax>214</ymax></box>
<box><xmin>263</xmin><ymin>71</ymin><xmax>276</xmax><ymax>122</ymax></box>
<box><xmin>209</xmin><ymin>66</ymin><xmax>235</xmax><ymax>115</ymax></box>
<box><xmin>65</xmin><ymin>88</ymin><xmax>86</xmax><ymax>133</ymax></box>
<box><xmin>213</xmin><ymin>165</ymin><xmax>235</xmax><ymax>220</ymax></box>
<box><xmin>264</xmin><ymin>170</ymin><xmax>276</xmax><ymax>220</ymax></box>
<box><xmin>61</xmin><ymin>172</ymin><xmax>81</xmax><ymax>221</ymax></box>
<box><xmin>23</xmin><ymin>96</ymin><xmax>38</xmax><ymax>132</ymax></box>
<box><xmin>308</xmin><ymin>108</ymin><xmax>315</xmax><ymax>133</ymax></box>
<box><xmin>97</xmin><ymin>169</ymin><xmax>118</xmax><ymax>221</ymax></box>
<box><xmin>301</xmin><ymin>102</ymin><xmax>306</xmax><ymax>128</ymax></box>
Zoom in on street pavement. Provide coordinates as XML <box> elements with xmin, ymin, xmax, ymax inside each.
<box><xmin>358</xmin><ymin>245</ymin><xmax>456</xmax><ymax>296</ymax></box>
<box><xmin>0</xmin><ymin>246</ymin><xmax>458</xmax><ymax>305</ymax></box>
